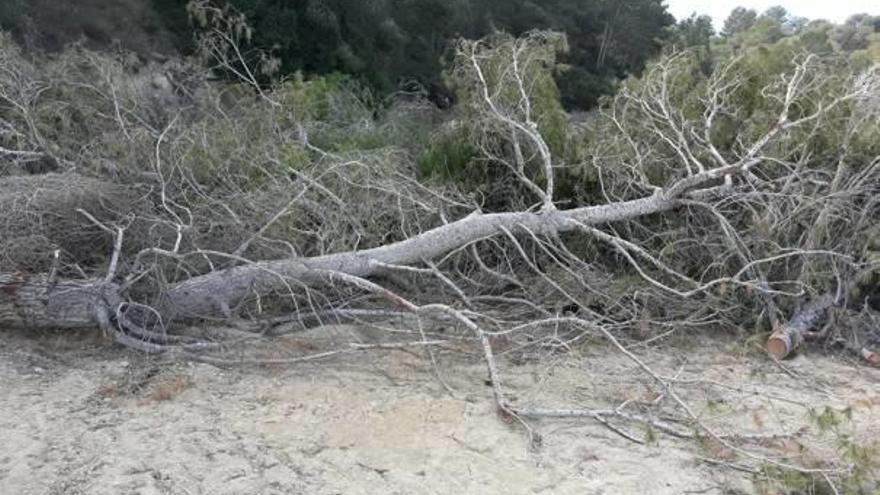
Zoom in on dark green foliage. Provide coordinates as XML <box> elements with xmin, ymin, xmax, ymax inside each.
<box><xmin>172</xmin><ymin>0</ymin><xmax>674</xmax><ymax>110</ymax></box>
<box><xmin>529</xmin><ymin>0</ymin><xmax>676</xmax><ymax>109</ymax></box>
<box><xmin>668</xmin><ymin>14</ymin><xmax>714</xmax><ymax>74</ymax></box>
<box><xmin>722</xmin><ymin>7</ymin><xmax>757</xmax><ymax>37</ymax></box>
<box><xmin>417</xmin><ymin>129</ymin><xmax>480</xmax><ymax>181</ymax></box>
<box><xmin>0</xmin><ymin>0</ymin><xmax>182</xmax><ymax>54</ymax></box>
<box><xmin>0</xmin><ymin>0</ymin><xmax>675</xmax><ymax>110</ymax></box>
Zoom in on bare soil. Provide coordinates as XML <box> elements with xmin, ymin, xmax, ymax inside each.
<box><xmin>2</xmin><ymin>326</ymin><xmax>879</xmax><ymax>495</ymax></box>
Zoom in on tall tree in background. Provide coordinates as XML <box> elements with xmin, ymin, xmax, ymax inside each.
<box><xmin>833</xmin><ymin>14</ymin><xmax>880</xmax><ymax>52</ymax></box>
<box><xmin>541</xmin><ymin>0</ymin><xmax>675</xmax><ymax>108</ymax></box>
<box><xmin>668</xmin><ymin>13</ymin><xmax>714</xmax><ymax>74</ymax></box>
<box><xmin>722</xmin><ymin>7</ymin><xmax>757</xmax><ymax>37</ymax></box>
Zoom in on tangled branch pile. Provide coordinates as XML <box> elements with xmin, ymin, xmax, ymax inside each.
<box><xmin>1</xmin><ymin>21</ymin><xmax>880</xmax><ymax>487</ymax></box>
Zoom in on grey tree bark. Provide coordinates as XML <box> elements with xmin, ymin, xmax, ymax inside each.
<box><xmin>161</xmin><ymin>189</ymin><xmax>687</xmax><ymax>320</ymax></box>
<box><xmin>0</xmin><ymin>272</ymin><xmax>119</xmax><ymax>329</ymax></box>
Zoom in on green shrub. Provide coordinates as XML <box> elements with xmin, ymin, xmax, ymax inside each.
<box><xmin>417</xmin><ymin>127</ymin><xmax>480</xmax><ymax>181</ymax></box>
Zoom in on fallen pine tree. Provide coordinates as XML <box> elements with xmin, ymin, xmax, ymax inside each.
<box><xmin>1</xmin><ymin>26</ymin><xmax>880</xmax><ymax>482</ymax></box>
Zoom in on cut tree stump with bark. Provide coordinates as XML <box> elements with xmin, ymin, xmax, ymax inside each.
<box><xmin>766</xmin><ymin>292</ymin><xmax>880</xmax><ymax>367</ymax></box>
<box><xmin>766</xmin><ymin>295</ymin><xmax>834</xmax><ymax>360</ymax></box>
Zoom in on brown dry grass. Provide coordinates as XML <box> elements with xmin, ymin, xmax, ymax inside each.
<box><xmin>148</xmin><ymin>374</ymin><xmax>192</xmax><ymax>402</ymax></box>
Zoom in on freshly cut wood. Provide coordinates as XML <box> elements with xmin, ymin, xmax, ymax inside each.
<box><xmin>861</xmin><ymin>348</ymin><xmax>880</xmax><ymax>367</ymax></box>
<box><xmin>766</xmin><ymin>295</ymin><xmax>834</xmax><ymax>360</ymax></box>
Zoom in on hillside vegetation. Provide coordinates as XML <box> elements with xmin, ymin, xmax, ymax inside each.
<box><xmin>0</xmin><ymin>0</ymin><xmax>183</xmax><ymax>55</ymax></box>
<box><xmin>1</xmin><ymin>0</ymin><xmax>674</xmax><ymax>109</ymax></box>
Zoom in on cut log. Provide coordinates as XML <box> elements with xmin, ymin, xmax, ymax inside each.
<box><xmin>860</xmin><ymin>348</ymin><xmax>880</xmax><ymax>367</ymax></box>
<box><xmin>158</xmin><ymin>190</ymin><xmax>685</xmax><ymax>320</ymax></box>
<box><xmin>0</xmin><ymin>272</ymin><xmax>120</xmax><ymax>330</ymax></box>
<box><xmin>0</xmin><ymin>192</ymin><xmax>683</xmax><ymax>329</ymax></box>
<box><xmin>766</xmin><ymin>295</ymin><xmax>834</xmax><ymax>360</ymax></box>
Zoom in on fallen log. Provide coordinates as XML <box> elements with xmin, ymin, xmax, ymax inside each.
<box><xmin>0</xmin><ymin>272</ymin><xmax>120</xmax><ymax>330</ymax></box>
<box><xmin>766</xmin><ymin>295</ymin><xmax>834</xmax><ymax>360</ymax></box>
<box><xmin>766</xmin><ymin>295</ymin><xmax>880</xmax><ymax>367</ymax></box>
<box><xmin>0</xmin><ymin>185</ymin><xmax>688</xmax><ymax>331</ymax></box>
<box><xmin>158</xmin><ymin>189</ymin><xmax>695</xmax><ymax>320</ymax></box>
<box><xmin>859</xmin><ymin>347</ymin><xmax>880</xmax><ymax>367</ymax></box>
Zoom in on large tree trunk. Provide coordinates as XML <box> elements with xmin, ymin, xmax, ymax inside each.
<box><xmin>161</xmin><ymin>192</ymin><xmax>682</xmax><ymax>319</ymax></box>
<box><xmin>0</xmin><ymin>273</ymin><xmax>120</xmax><ymax>329</ymax></box>
<box><xmin>0</xmin><ymin>190</ymin><xmax>683</xmax><ymax>328</ymax></box>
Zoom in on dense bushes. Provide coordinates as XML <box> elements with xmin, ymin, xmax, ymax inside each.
<box><xmin>5</xmin><ymin>1</ymin><xmax>877</xmax><ymax>115</ymax></box>
<box><xmin>1</xmin><ymin>0</ymin><xmax>675</xmax><ymax>110</ymax></box>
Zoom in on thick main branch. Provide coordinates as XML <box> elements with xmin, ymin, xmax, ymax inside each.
<box><xmin>163</xmin><ymin>190</ymin><xmax>682</xmax><ymax>319</ymax></box>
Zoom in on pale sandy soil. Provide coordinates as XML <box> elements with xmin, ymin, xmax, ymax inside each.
<box><xmin>1</xmin><ymin>325</ymin><xmax>879</xmax><ymax>495</ymax></box>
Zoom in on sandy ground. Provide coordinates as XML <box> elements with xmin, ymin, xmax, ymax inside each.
<box><xmin>1</xmin><ymin>325</ymin><xmax>879</xmax><ymax>495</ymax></box>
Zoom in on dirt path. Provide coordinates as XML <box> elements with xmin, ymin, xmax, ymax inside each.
<box><xmin>2</xmin><ymin>327</ymin><xmax>879</xmax><ymax>494</ymax></box>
